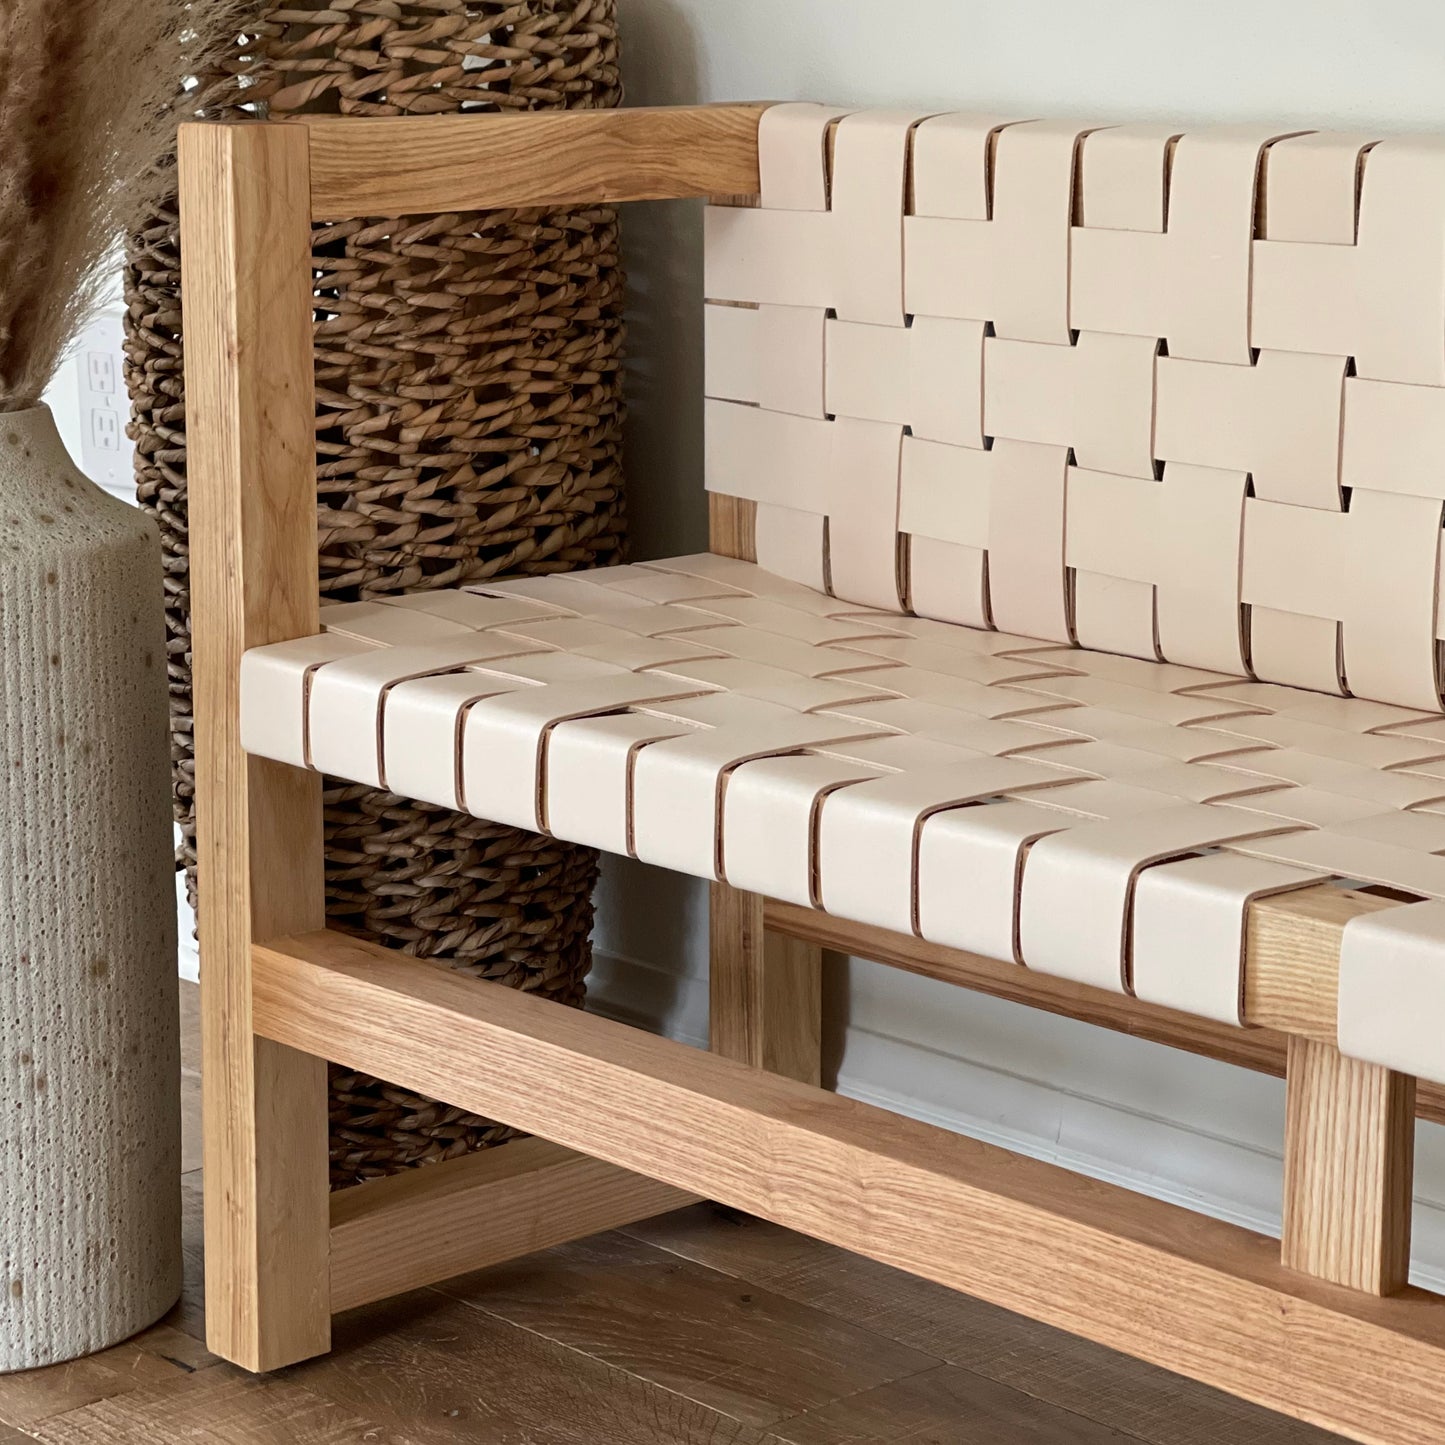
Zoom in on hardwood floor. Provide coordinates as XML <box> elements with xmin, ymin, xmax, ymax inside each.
<box><xmin>0</xmin><ymin>982</ymin><xmax>1347</xmax><ymax>1443</ymax></box>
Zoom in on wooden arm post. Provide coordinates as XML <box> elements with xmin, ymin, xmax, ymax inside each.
<box><xmin>178</xmin><ymin>104</ymin><xmax>774</xmax><ymax>1374</ymax></box>
<box><xmin>180</xmin><ymin>120</ymin><xmax>332</xmax><ymax>1370</ymax></box>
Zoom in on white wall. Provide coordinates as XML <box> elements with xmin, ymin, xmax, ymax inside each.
<box><xmin>594</xmin><ymin>0</ymin><xmax>1445</xmax><ymax>1285</ymax></box>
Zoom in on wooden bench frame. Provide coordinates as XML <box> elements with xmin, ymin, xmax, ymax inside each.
<box><xmin>180</xmin><ymin>105</ymin><xmax>1442</xmax><ymax>1445</ymax></box>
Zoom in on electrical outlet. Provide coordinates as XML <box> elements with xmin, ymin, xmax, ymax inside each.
<box><xmin>74</xmin><ymin>312</ymin><xmax>135</xmax><ymax>498</ymax></box>
<box><xmin>90</xmin><ymin>407</ymin><xmax>120</xmax><ymax>452</ymax></box>
<box><xmin>86</xmin><ymin>350</ymin><xmax>116</xmax><ymax>395</ymax></box>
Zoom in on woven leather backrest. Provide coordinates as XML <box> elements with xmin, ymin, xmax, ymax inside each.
<box><xmin>703</xmin><ymin>103</ymin><xmax>1445</xmax><ymax>711</ymax></box>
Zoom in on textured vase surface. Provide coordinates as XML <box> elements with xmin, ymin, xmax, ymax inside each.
<box><xmin>0</xmin><ymin>406</ymin><xmax>179</xmax><ymax>1371</ymax></box>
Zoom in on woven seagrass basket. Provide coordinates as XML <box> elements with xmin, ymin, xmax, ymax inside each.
<box><xmin>124</xmin><ymin>0</ymin><xmax>625</xmax><ymax>1188</ymax></box>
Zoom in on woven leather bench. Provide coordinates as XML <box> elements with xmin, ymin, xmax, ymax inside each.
<box><xmin>184</xmin><ymin>103</ymin><xmax>1445</xmax><ymax>1443</ymax></box>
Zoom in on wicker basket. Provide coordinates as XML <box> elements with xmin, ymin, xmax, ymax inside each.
<box><xmin>123</xmin><ymin>0</ymin><xmax>625</xmax><ymax>1187</ymax></box>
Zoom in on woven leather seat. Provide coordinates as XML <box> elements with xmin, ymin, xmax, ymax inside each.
<box><xmin>242</xmin><ymin>551</ymin><xmax>1445</xmax><ymax>1051</ymax></box>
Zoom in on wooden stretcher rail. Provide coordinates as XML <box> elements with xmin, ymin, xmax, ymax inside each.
<box><xmin>329</xmin><ymin>1136</ymin><xmax>693</xmax><ymax>1314</ymax></box>
<box><xmin>772</xmin><ymin>884</ymin><xmax>1389</xmax><ymax>1040</ymax></box>
<box><xmin>768</xmin><ymin>886</ymin><xmax>1445</xmax><ymax>1122</ymax></box>
<box><xmin>253</xmin><ymin>926</ymin><xmax>1445</xmax><ymax>1445</ymax></box>
<box><xmin>296</xmin><ymin>103</ymin><xmax>770</xmax><ymax>220</ymax></box>
<box><xmin>767</xmin><ymin>896</ymin><xmax>1290</xmax><ymax>1064</ymax></box>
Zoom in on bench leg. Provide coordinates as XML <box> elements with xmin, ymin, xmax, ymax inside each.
<box><xmin>199</xmin><ymin>762</ymin><xmax>332</xmax><ymax>1371</ymax></box>
<box><xmin>710</xmin><ymin>883</ymin><xmax>822</xmax><ymax>1084</ymax></box>
<box><xmin>1281</xmin><ymin>1035</ymin><xmax>1415</xmax><ymax>1295</ymax></box>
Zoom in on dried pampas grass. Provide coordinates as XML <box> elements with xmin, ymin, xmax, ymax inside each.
<box><xmin>0</xmin><ymin>0</ymin><xmax>246</xmax><ymax>410</ymax></box>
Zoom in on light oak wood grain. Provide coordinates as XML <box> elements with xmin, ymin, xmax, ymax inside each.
<box><xmin>711</xmin><ymin>884</ymin><xmax>822</xmax><ymax>1085</ymax></box>
<box><xmin>329</xmin><ymin>1137</ymin><xmax>694</xmax><ymax>1314</ymax></box>
<box><xmin>1283</xmin><ymin>1037</ymin><xmax>1416</xmax><ymax>1295</ymax></box>
<box><xmin>1245</xmin><ymin>888</ymin><xmax>1397</xmax><ymax>1042</ymax></box>
<box><xmin>709</xmin><ymin>494</ymin><xmax>758</xmax><ymax>564</ymax></box>
<box><xmin>178</xmin><ymin>120</ymin><xmax>331</xmax><ymax>1371</ymax></box>
<box><xmin>298</xmin><ymin>104</ymin><xmax>769</xmax><ymax>220</ymax></box>
<box><xmin>252</xmin><ymin>927</ymin><xmax>1445</xmax><ymax>1445</ymax></box>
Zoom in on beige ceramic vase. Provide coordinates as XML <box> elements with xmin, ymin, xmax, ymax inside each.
<box><xmin>0</xmin><ymin>405</ymin><xmax>180</xmax><ymax>1370</ymax></box>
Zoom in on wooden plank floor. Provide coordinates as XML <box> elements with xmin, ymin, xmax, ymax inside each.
<box><xmin>0</xmin><ymin>982</ymin><xmax>1348</xmax><ymax>1443</ymax></box>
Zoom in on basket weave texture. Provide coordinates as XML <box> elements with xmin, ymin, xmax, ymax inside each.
<box><xmin>123</xmin><ymin>0</ymin><xmax>624</xmax><ymax>1188</ymax></box>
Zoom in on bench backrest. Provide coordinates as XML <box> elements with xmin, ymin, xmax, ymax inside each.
<box><xmin>702</xmin><ymin>103</ymin><xmax>1445</xmax><ymax>712</ymax></box>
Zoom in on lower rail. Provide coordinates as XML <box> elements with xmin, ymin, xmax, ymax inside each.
<box><xmin>329</xmin><ymin>1136</ymin><xmax>693</xmax><ymax>1313</ymax></box>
